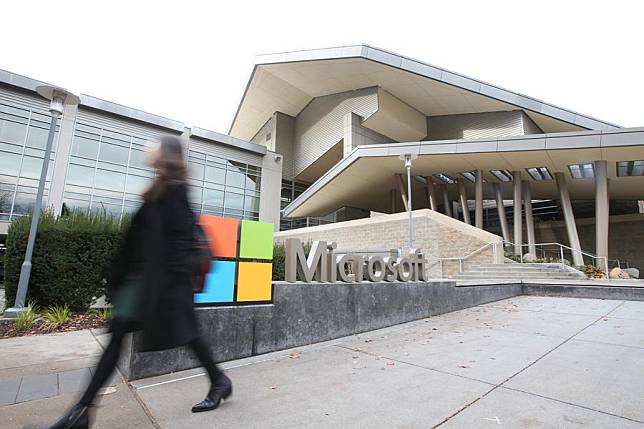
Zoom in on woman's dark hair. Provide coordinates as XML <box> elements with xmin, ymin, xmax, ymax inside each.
<box><xmin>143</xmin><ymin>136</ymin><xmax>187</xmax><ymax>202</ymax></box>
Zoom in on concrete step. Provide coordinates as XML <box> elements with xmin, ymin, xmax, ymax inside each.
<box><xmin>471</xmin><ymin>267</ymin><xmax>570</xmax><ymax>273</ymax></box>
<box><xmin>457</xmin><ymin>271</ymin><xmax>583</xmax><ymax>279</ymax></box>
<box><xmin>477</xmin><ymin>263</ymin><xmax>566</xmax><ymax>269</ymax></box>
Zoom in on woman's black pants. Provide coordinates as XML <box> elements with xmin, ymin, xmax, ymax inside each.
<box><xmin>79</xmin><ymin>320</ymin><xmax>221</xmax><ymax>406</ymax></box>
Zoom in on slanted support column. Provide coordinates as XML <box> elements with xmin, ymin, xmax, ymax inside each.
<box><xmin>493</xmin><ymin>183</ymin><xmax>510</xmax><ymax>242</ymax></box>
<box><xmin>555</xmin><ymin>172</ymin><xmax>584</xmax><ymax>266</ymax></box>
<box><xmin>441</xmin><ymin>185</ymin><xmax>453</xmax><ymax>217</ymax></box>
<box><xmin>457</xmin><ymin>179</ymin><xmax>471</xmax><ymax>224</ymax></box>
<box><xmin>594</xmin><ymin>160</ymin><xmax>609</xmax><ymax>268</ymax></box>
<box><xmin>512</xmin><ymin>171</ymin><xmax>523</xmax><ymax>255</ymax></box>
<box><xmin>522</xmin><ymin>180</ymin><xmax>536</xmax><ymax>256</ymax></box>
<box><xmin>396</xmin><ymin>174</ymin><xmax>409</xmax><ymax>212</ymax></box>
<box><xmin>425</xmin><ymin>177</ymin><xmax>438</xmax><ymax>211</ymax></box>
<box><xmin>475</xmin><ymin>169</ymin><xmax>483</xmax><ymax>228</ymax></box>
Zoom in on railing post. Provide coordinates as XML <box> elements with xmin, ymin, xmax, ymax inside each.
<box><xmin>439</xmin><ymin>260</ymin><xmax>443</xmax><ymax>278</ymax></box>
<box><xmin>520</xmin><ymin>249</ymin><xmax>523</xmax><ymax>264</ymax></box>
<box><xmin>605</xmin><ymin>257</ymin><xmax>610</xmax><ymax>282</ymax></box>
<box><xmin>560</xmin><ymin>245</ymin><xmax>565</xmax><ymax>269</ymax></box>
<box><xmin>459</xmin><ymin>258</ymin><xmax>463</xmax><ymax>273</ymax></box>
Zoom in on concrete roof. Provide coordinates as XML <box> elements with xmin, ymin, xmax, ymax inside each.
<box><xmin>230</xmin><ymin>44</ymin><xmax>620</xmax><ymax>141</ymax></box>
<box><xmin>283</xmin><ymin>127</ymin><xmax>644</xmax><ymax>218</ymax></box>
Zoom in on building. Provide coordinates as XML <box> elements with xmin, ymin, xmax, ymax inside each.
<box><xmin>229</xmin><ymin>45</ymin><xmax>644</xmax><ymax>270</ymax></box>
<box><xmin>0</xmin><ymin>69</ymin><xmax>283</xmax><ymax>239</ymax></box>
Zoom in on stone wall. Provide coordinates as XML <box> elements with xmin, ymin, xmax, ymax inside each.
<box><xmin>275</xmin><ymin>209</ymin><xmax>503</xmax><ymax>278</ymax></box>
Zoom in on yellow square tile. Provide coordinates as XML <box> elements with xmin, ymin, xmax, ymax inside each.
<box><xmin>237</xmin><ymin>262</ymin><xmax>272</xmax><ymax>302</ymax></box>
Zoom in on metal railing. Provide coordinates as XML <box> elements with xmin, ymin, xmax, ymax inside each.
<box><xmin>502</xmin><ymin>240</ymin><xmax>610</xmax><ymax>280</ymax></box>
<box><xmin>432</xmin><ymin>241</ymin><xmax>502</xmax><ymax>278</ymax></box>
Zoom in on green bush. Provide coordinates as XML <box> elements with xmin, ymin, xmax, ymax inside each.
<box><xmin>15</xmin><ymin>301</ymin><xmax>39</xmax><ymax>329</ymax></box>
<box><xmin>272</xmin><ymin>241</ymin><xmax>311</xmax><ymax>281</ymax></box>
<box><xmin>43</xmin><ymin>304</ymin><xmax>72</xmax><ymax>330</ymax></box>
<box><xmin>4</xmin><ymin>211</ymin><xmax>126</xmax><ymax>311</ymax></box>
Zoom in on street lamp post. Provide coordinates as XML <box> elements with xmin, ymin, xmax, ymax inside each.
<box><xmin>4</xmin><ymin>86</ymin><xmax>79</xmax><ymax>318</ymax></box>
<box><xmin>399</xmin><ymin>153</ymin><xmax>417</xmax><ymax>250</ymax></box>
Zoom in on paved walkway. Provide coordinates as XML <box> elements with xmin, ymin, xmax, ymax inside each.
<box><xmin>3</xmin><ymin>296</ymin><xmax>644</xmax><ymax>428</ymax></box>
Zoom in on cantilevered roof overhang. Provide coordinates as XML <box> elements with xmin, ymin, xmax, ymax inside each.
<box><xmin>283</xmin><ymin>127</ymin><xmax>644</xmax><ymax>218</ymax></box>
<box><xmin>230</xmin><ymin>44</ymin><xmax>620</xmax><ymax>141</ymax></box>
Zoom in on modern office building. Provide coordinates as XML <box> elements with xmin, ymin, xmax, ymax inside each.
<box><xmin>0</xmin><ymin>69</ymin><xmax>283</xmax><ymax>238</ymax></box>
<box><xmin>229</xmin><ymin>45</ymin><xmax>644</xmax><ymax>269</ymax></box>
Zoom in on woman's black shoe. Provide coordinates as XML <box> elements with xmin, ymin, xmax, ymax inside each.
<box><xmin>191</xmin><ymin>374</ymin><xmax>232</xmax><ymax>413</ymax></box>
<box><xmin>32</xmin><ymin>403</ymin><xmax>90</xmax><ymax>429</ymax></box>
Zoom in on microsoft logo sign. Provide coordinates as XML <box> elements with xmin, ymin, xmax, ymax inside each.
<box><xmin>194</xmin><ymin>215</ymin><xmax>274</xmax><ymax>306</ymax></box>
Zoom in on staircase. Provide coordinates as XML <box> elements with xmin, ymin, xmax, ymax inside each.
<box><xmin>455</xmin><ymin>263</ymin><xmax>586</xmax><ymax>280</ymax></box>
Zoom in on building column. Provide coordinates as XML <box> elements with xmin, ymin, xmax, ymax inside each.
<box><xmin>441</xmin><ymin>185</ymin><xmax>453</xmax><ymax>217</ymax></box>
<box><xmin>594</xmin><ymin>160</ymin><xmax>609</xmax><ymax>268</ymax></box>
<box><xmin>493</xmin><ymin>183</ymin><xmax>510</xmax><ymax>242</ymax></box>
<box><xmin>49</xmin><ymin>103</ymin><xmax>78</xmax><ymax>216</ymax></box>
<box><xmin>457</xmin><ymin>179</ymin><xmax>471</xmax><ymax>224</ymax></box>
<box><xmin>390</xmin><ymin>188</ymin><xmax>397</xmax><ymax>213</ymax></box>
<box><xmin>555</xmin><ymin>172</ymin><xmax>584</xmax><ymax>266</ymax></box>
<box><xmin>396</xmin><ymin>174</ymin><xmax>409</xmax><ymax>212</ymax></box>
<box><xmin>475</xmin><ymin>169</ymin><xmax>483</xmax><ymax>228</ymax></box>
<box><xmin>512</xmin><ymin>171</ymin><xmax>523</xmax><ymax>255</ymax></box>
<box><xmin>425</xmin><ymin>177</ymin><xmax>438</xmax><ymax>211</ymax></box>
<box><xmin>522</xmin><ymin>180</ymin><xmax>536</xmax><ymax>256</ymax></box>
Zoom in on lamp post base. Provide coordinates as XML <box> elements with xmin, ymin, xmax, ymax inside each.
<box><xmin>2</xmin><ymin>306</ymin><xmax>27</xmax><ymax>319</ymax></box>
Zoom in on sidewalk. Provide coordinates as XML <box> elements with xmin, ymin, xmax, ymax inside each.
<box><xmin>2</xmin><ymin>295</ymin><xmax>644</xmax><ymax>428</ymax></box>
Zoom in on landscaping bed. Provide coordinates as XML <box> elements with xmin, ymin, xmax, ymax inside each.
<box><xmin>0</xmin><ymin>312</ymin><xmax>109</xmax><ymax>339</ymax></box>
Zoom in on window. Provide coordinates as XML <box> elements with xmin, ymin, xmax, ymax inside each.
<box><xmin>94</xmin><ymin>169</ymin><xmax>126</xmax><ymax>191</ymax></box>
<box><xmin>203</xmin><ymin>188</ymin><xmax>224</xmax><ymax>207</ymax></box>
<box><xmin>99</xmin><ymin>143</ymin><xmax>130</xmax><ymax>165</ymax></box>
<box><xmin>568</xmin><ymin>163</ymin><xmax>594</xmax><ymax>179</ymax></box>
<box><xmin>205</xmin><ymin>165</ymin><xmax>226</xmax><ymax>184</ymax></box>
<box><xmin>129</xmin><ymin>148</ymin><xmax>148</xmax><ymax>170</ymax></box>
<box><xmin>125</xmin><ymin>175</ymin><xmax>150</xmax><ymax>196</ymax></box>
<box><xmin>490</xmin><ymin>169</ymin><xmax>513</xmax><ymax>182</ymax></box>
<box><xmin>460</xmin><ymin>171</ymin><xmax>477</xmax><ymax>182</ymax></box>
<box><xmin>188</xmin><ymin>161</ymin><xmax>205</xmax><ymax>181</ymax></box>
<box><xmin>224</xmin><ymin>191</ymin><xmax>244</xmax><ymax>211</ymax></box>
<box><xmin>433</xmin><ymin>173</ymin><xmax>455</xmax><ymax>184</ymax></box>
<box><xmin>617</xmin><ymin>160</ymin><xmax>644</xmax><ymax>177</ymax></box>
<box><xmin>67</xmin><ymin>164</ymin><xmax>95</xmax><ymax>187</ymax></box>
<box><xmin>526</xmin><ymin>167</ymin><xmax>553</xmax><ymax>181</ymax></box>
<box><xmin>0</xmin><ymin>151</ymin><xmax>21</xmax><ymax>177</ymax></box>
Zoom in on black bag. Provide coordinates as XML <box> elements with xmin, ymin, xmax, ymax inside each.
<box><xmin>191</xmin><ymin>223</ymin><xmax>213</xmax><ymax>293</ymax></box>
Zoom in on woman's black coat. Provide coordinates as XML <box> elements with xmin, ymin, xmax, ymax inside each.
<box><xmin>109</xmin><ymin>182</ymin><xmax>198</xmax><ymax>351</ymax></box>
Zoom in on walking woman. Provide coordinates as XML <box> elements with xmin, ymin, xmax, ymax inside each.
<box><xmin>37</xmin><ymin>136</ymin><xmax>231</xmax><ymax>429</ymax></box>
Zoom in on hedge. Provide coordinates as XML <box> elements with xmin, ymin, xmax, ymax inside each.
<box><xmin>4</xmin><ymin>211</ymin><xmax>126</xmax><ymax>311</ymax></box>
<box><xmin>272</xmin><ymin>241</ymin><xmax>310</xmax><ymax>281</ymax></box>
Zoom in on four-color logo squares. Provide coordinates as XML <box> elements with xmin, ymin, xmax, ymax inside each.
<box><xmin>194</xmin><ymin>215</ymin><xmax>274</xmax><ymax>305</ymax></box>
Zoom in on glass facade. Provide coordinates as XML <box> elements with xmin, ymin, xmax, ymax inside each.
<box><xmin>280</xmin><ymin>179</ymin><xmax>335</xmax><ymax>230</ymax></box>
<box><xmin>186</xmin><ymin>150</ymin><xmax>261</xmax><ymax>220</ymax></box>
<box><xmin>0</xmin><ymin>102</ymin><xmax>58</xmax><ymax>221</ymax></box>
<box><xmin>63</xmin><ymin>123</ymin><xmax>263</xmax><ymax>221</ymax></box>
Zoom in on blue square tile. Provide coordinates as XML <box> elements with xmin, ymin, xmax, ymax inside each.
<box><xmin>194</xmin><ymin>261</ymin><xmax>236</xmax><ymax>304</ymax></box>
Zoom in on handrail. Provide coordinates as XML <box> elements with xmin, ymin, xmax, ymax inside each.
<box><xmin>501</xmin><ymin>240</ymin><xmax>610</xmax><ymax>281</ymax></box>
<box><xmin>433</xmin><ymin>241</ymin><xmax>502</xmax><ymax>278</ymax></box>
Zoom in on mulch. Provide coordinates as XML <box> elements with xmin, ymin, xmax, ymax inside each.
<box><xmin>0</xmin><ymin>313</ymin><xmax>110</xmax><ymax>339</ymax></box>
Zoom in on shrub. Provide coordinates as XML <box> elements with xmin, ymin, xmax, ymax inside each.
<box><xmin>15</xmin><ymin>301</ymin><xmax>39</xmax><ymax>329</ymax></box>
<box><xmin>4</xmin><ymin>211</ymin><xmax>126</xmax><ymax>311</ymax></box>
<box><xmin>43</xmin><ymin>304</ymin><xmax>72</xmax><ymax>330</ymax></box>
<box><xmin>576</xmin><ymin>264</ymin><xmax>606</xmax><ymax>279</ymax></box>
<box><xmin>272</xmin><ymin>241</ymin><xmax>311</xmax><ymax>281</ymax></box>
<box><xmin>90</xmin><ymin>307</ymin><xmax>113</xmax><ymax>321</ymax></box>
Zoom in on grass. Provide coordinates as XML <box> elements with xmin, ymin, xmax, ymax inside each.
<box><xmin>42</xmin><ymin>304</ymin><xmax>72</xmax><ymax>330</ymax></box>
<box><xmin>90</xmin><ymin>307</ymin><xmax>113</xmax><ymax>321</ymax></box>
<box><xmin>15</xmin><ymin>302</ymin><xmax>40</xmax><ymax>329</ymax></box>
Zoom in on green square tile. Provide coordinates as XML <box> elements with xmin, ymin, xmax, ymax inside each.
<box><xmin>239</xmin><ymin>220</ymin><xmax>274</xmax><ymax>260</ymax></box>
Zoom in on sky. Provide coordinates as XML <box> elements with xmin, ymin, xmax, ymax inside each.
<box><xmin>1</xmin><ymin>0</ymin><xmax>643</xmax><ymax>134</ymax></box>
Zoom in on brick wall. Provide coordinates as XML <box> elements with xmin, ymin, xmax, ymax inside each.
<box><xmin>275</xmin><ymin>209</ymin><xmax>503</xmax><ymax>278</ymax></box>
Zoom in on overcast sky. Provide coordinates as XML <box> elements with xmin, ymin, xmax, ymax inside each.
<box><xmin>2</xmin><ymin>1</ymin><xmax>642</xmax><ymax>134</ymax></box>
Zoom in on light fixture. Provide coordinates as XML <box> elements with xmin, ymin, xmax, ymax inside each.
<box><xmin>526</xmin><ymin>167</ymin><xmax>553</xmax><ymax>181</ymax></box>
<box><xmin>490</xmin><ymin>169</ymin><xmax>513</xmax><ymax>182</ymax></box>
<box><xmin>433</xmin><ymin>173</ymin><xmax>455</xmax><ymax>184</ymax></box>
<box><xmin>568</xmin><ymin>163</ymin><xmax>594</xmax><ymax>179</ymax></box>
<box><xmin>460</xmin><ymin>170</ymin><xmax>486</xmax><ymax>183</ymax></box>
<box><xmin>617</xmin><ymin>160</ymin><xmax>644</xmax><ymax>177</ymax></box>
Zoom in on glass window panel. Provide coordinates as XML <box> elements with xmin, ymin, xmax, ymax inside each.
<box><xmin>19</xmin><ymin>156</ymin><xmax>45</xmax><ymax>180</ymax></box>
<box><xmin>94</xmin><ymin>169</ymin><xmax>125</xmax><ymax>191</ymax></box>
<box><xmin>203</xmin><ymin>188</ymin><xmax>224</xmax><ymax>207</ymax></box>
<box><xmin>202</xmin><ymin>206</ymin><xmax>223</xmax><ymax>216</ymax></box>
<box><xmin>0</xmin><ymin>104</ymin><xmax>30</xmax><ymax>118</ymax></box>
<box><xmin>189</xmin><ymin>150</ymin><xmax>206</xmax><ymax>161</ymax></box>
<box><xmin>99</xmin><ymin>143</ymin><xmax>129</xmax><ymax>165</ymax></box>
<box><xmin>245</xmin><ymin>174</ymin><xmax>261</xmax><ymax>192</ymax></box>
<box><xmin>63</xmin><ymin>198</ymin><xmax>90</xmax><ymax>213</ymax></box>
<box><xmin>226</xmin><ymin>170</ymin><xmax>246</xmax><ymax>189</ymax></box>
<box><xmin>0</xmin><ymin>187</ymin><xmax>13</xmax><ymax>214</ymax></box>
<box><xmin>224</xmin><ymin>191</ymin><xmax>244</xmax><ymax>211</ymax></box>
<box><xmin>97</xmin><ymin>161</ymin><xmax>127</xmax><ymax>173</ymax></box>
<box><xmin>0</xmin><ymin>141</ymin><xmax>23</xmax><ymax>154</ymax></box>
<box><xmin>244</xmin><ymin>195</ymin><xmax>260</xmax><ymax>213</ymax></box>
<box><xmin>0</xmin><ymin>151</ymin><xmax>21</xmax><ymax>177</ymax></box>
<box><xmin>72</xmin><ymin>135</ymin><xmax>100</xmax><ymax>159</ymax></box>
<box><xmin>0</xmin><ymin>118</ymin><xmax>27</xmax><ymax>144</ymax></box>
<box><xmin>25</xmin><ymin>124</ymin><xmax>50</xmax><ymax>150</ymax></box>
<box><xmin>188</xmin><ymin>162</ymin><xmax>204</xmax><ymax>181</ymax></box>
<box><xmin>102</xmin><ymin>129</ymin><xmax>130</xmax><ymax>145</ymax></box>
<box><xmin>129</xmin><ymin>149</ymin><xmax>148</xmax><ymax>170</ymax></box>
<box><xmin>204</xmin><ymin>165</ymin><xmax>226</xmax><ymax>184</ymax></box>
<box><xmin>188</xmin><ymin>185</ymin><xmax>203</xmax><ymax>204</ymax></box>
<box><xmin>12</xmin><ymin>192</ymin><xmax>37</xmax><ymax>215</ymax></box>
<box><xmin>125</xmin><ymin>175</ymin><xmax>150</xmax><ymax>196</ymax></box>
<box><xmin>66</xmin><ymin>164</ymin><xmax>94</xmax><ymax>187</ymax></box>
<box><xmin>90</xmin><ymin>202</ymin><xmax>122</xmax><ymax>217</ymax></box>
